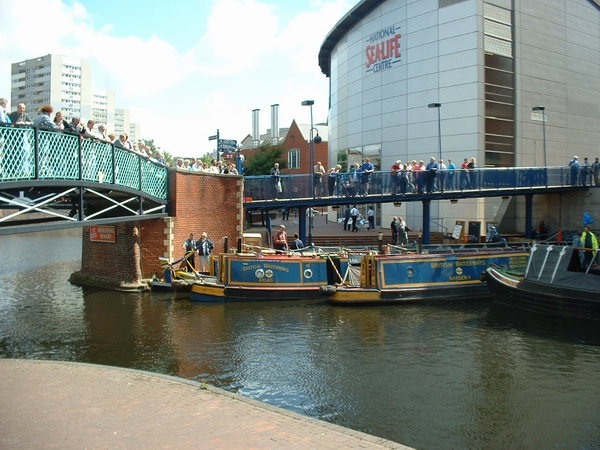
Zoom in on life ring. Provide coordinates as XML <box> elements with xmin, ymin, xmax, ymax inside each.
<box><xmin>304</xmin><ymin>269</ymin><xmax>313</xmax><ymax>279</ymax></box>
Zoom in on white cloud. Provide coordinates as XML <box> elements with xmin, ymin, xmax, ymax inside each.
<box><xmin>0</xmin><ymin>0</ymin><xmax>354</xmax><ymax>158</ymax></box>
<box><xmin>194</xmin><ymin>0</ymin><xmax>280</xmax><ymax>75</ymax></box>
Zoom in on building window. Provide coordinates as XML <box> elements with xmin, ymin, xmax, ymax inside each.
<box><xmin>484</xmin><ymin>3</ymin><xmax>514</xmax><ymax>167</ymax></box>
<box><xmin>288</xmin><ymin>149</ymin><xmax>300</xmax><ymax>169</ymax></box>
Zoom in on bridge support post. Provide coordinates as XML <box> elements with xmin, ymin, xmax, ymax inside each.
<box><xmin>266</xmin><ymin>211</ymin><xmax>272</xmax><ymax>249</ymax></box>
<box><xmin>525</xmin><ymin>194</ymin><xmax>533</xmax><ymax>239</ymax></box>
<box><xmin>298</xmin><ymin>207</ymin><xmax>307</xmax><ymax>246</ymax></box>
<box><xmin>422</xmin><ymin>198</ymin><xmax>431</xmax><ymax>245</ymax></box>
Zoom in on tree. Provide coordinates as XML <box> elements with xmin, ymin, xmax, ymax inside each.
<box><xmin>140</xmin><ymin>138</ymin><xmax>172</xmax><ymax>165</ymax></box>
<box><xmin>199</xmin><ymin>153</ymin><xmax>213</xmax><ymax>165</ymax></box>
<box><xmin>243</xmin><ymin>144</ymin><xmax>287</xmax><ymax>176</ymax></box>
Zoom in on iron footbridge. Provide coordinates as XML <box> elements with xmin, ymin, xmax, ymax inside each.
<box><xmin>0</xmin><ymin>125</ymin><xmax>168</xmax><ymax>235</ymax></box>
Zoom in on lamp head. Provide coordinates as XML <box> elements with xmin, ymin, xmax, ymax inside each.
<box><xmin>301</xmin><ymin>100</ymin><xmax>315</xmax><ymax>106</ymax></box>
<box><xmin>313</xmin><ymin>134</ymin><xmax>322</xmax><ymax>144</ymax></box>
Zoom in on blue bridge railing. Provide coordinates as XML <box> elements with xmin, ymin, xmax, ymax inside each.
<box><xmin>0</xmin><ymin>125</ymin><xmax>168</xmax><ymax>200</ymax></box>
<box><xmin>244</xmin><ymin>166</ymin><xmax>587</xmax><ymax>202</ymax></box>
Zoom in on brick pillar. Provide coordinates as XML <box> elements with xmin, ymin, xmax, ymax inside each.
<box><xmin>70</xmin><ymin>222</ymin><xmax>148</xmax><ymax>291</ymax></box>
<box><xmin>70</xmin><ymin>169</ymin><xmax>243</xmax><ymax>290</ymax></box>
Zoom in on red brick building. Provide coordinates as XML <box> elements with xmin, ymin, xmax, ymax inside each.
<box><xmin>231</xmin><ymin>120</ymin><xmax>329</xmax><ymax>175</ymax></box>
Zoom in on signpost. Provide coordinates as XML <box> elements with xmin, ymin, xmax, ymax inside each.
<box><xmin>218</xmin><ymin>139</ymin><xmax>237</xmax><ymax>152</ymax></box>
<box><xmin>208</xmin><ymin>130</ymin><xmax>238</xmax><ymax>160</ymax></box>
<box><xmin>208</xmin><ymin>130</ymin><xmax>220</xmax><ymax>160</ymax></box>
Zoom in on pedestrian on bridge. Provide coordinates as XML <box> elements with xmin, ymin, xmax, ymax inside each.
<box><xmin>425</xmin><ymin>157</ymin><xmax>438</xmax><ymax>194</ymax></box>
<box><xmin>271</xmin><ymin>162</ymin><xmax>281</xmax><ymax>199</ymax></box>
<box><xmin>361</xmin><ymin>158</ymin><xmax>374</xmax><ymax>196</ymax></box>
<box><xmin>32</xmin><ymin>105</ymin><xmax>58</xmax><ymax>130</ymax></box>
<box><xmin>593</xmin><ymin>157</ymin><xmax>600</xmax><ymax>186</ymax></box>
<box><xmin>314</xmin><ymin>162</ymin><xmax>325</xmax><ymax>198</ymax></box>
<box><xmin>569</xmin><ymin>156</ymin><xmax>579</xmax><ymax>186</ymax></box>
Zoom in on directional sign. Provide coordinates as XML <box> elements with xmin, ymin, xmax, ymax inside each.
<box><xmin>208</xmin><ymin>135</ymin><xmax>218</xmax><ymax>141</ymax></box>
<box><xmin>219</xmin><ymin>139</ymin><xmax>237</xmax><ymax>146</ymax></box>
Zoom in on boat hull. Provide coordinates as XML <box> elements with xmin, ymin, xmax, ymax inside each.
<box><xmin>486</xmin><ymin>265</ymin><xmax>600</xmax><ymax>320</ymax></box>
<box><xmin>189</xmin><ymin>253</ymin><xmax>346</xmax><ymax>302</ymax></box>
<box><xmin>328</xmin><ymin>250</ymin><xmax>529</xmax><ymax>305</ymax></box>
<box><xmin>190</xmin><ymin>282</ymin><xmax>329</xmax><ymax>302</ymax></box>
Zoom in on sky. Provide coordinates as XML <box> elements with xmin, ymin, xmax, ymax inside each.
<box><xmin>0</xmin><ymin>0</ymin><xmax>354</xmax><ymax>157</ymax></box>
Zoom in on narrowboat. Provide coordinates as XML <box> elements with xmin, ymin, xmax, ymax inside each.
<box><xmin>485</xmin><ymin>244</ymin><xmax>600</xmax><ymax>320</ymax></box>
<box><xmin>321</xmin><ymin>247</ymin><xmax>530</xmax><ymax>304</ymax></box>
<box><xmin>189</xmin><ymin>250</ymin><xmax>347</xmax><ymax>302</ymax></box>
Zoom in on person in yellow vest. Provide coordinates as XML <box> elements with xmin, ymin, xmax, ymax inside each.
<box><xmin>580</xmin><ymin>225</ymin><xmax>598</xmax><ymax>269</ymax></box>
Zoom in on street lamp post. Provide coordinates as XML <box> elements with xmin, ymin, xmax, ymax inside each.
<box><xmin>301</xmin><ymin>100</ymin><xmax>322</xmax><ymax>247</ymax></box>
<box><xmin>532</xmin><ymin>106</ymin><xmax>547</xmax><ymax>167</ymax></box>
<box><xmin>428</xmin><ymin>103</ymin><xmax>442</xmax><ymax>163</ymax></box>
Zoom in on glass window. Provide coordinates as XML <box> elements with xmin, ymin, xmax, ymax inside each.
<box><xmin>288</xmin><ymin>149</ymin><xmax>300</xmax><ymax>169</ymax></box>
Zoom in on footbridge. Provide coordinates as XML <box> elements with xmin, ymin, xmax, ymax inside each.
<box><xmin>243</xmin><ymin>167</ymin><xmax>589</xmax><ymax>245</ymax></box>
<box><xmin>0</xmin><ymin>126</ymin><xmax>168</xmax><ymax>236</ymax></box>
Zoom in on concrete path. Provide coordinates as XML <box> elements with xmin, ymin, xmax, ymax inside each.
<box><xmin>0</xmin><ymin>359</ymin><xmax>411</xmax><ymax>449</ymax></box>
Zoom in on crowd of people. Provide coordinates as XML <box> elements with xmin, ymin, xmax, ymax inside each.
<box><xmin>304</xmin><ymin>156</ymin><xmax>480</xmax><ymax>199</ymax></box>
<box><xmin>174</xmin><ymin>157</ymin><xmax>239</xmax><ymax>174</ymax></box>
<box><xmin>0</xmin><ymin>100</ymin><xmax>167</xmax><ymax>166</ymax></box>
<box><xmin>568</xmin><ymin>155</ymin><xmax>600</xmax><ymax>187</ymax></box>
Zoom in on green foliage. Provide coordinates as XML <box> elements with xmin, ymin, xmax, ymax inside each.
<box><xmin>199</xmin><ymin>153</ymin><xmax>213</xmax><ymax>165</ymax></box>
<box><xmin>140</xmin><ymin>138</ymin><xmax>172</xmax><ymax>165</ymax></box>
<box><xmin>243</xmin><ymin>144</ymin><xmax>287</xmax><ymax>176</ymax></box>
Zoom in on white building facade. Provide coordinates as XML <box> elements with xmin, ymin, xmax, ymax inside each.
<box><xmin>319</xmin><ymin>0</ymin><xmax>600</xmax><ymax>235</ymax></box>
<box><xmin>11</xmin><ymin>54</ymin><xmax>138</xmax><ymax>137</ymax></box>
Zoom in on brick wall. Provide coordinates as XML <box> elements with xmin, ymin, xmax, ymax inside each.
<box><xmin>77</xmin><ymin>169</ymin><xmax>243</xmax><ymax>286</ymax></box>
<box><xmin>80</xmin><ymin>222</ymin><xmax>141</xmax><ymax>281</ymax></box>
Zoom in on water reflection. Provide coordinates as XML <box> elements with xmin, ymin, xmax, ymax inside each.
<box><xmin>1</xmin><ymin>231</ymin><xmax>600</xmax><ymax>449</ymax></box>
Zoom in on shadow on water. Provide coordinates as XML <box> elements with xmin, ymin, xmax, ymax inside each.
<box><xmin>483</xmin><ymin>301</ymin><xmax>600</xmax><ymax>347</ymax></box>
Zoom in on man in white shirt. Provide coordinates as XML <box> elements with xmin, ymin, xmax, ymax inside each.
<box><xmin>350</xmin><ymin>206</ymin><xmax>359</xmax><ymax>232</ymax></box>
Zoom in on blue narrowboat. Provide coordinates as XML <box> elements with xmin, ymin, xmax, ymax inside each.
<box><xmin>189</xmin><ymin>251</ymin><xmax>347</xmax><ymax>302</ymax></box>
<box><xmin>322</xmin><ymin>249</ymin><xmax>529</xmax><ymax>304</ymax></box>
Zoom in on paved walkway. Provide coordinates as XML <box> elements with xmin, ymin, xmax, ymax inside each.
<box><xmin>0</xmin><ymin>359</ymin><xmax>411</xmax><ymax>449</ymax></box>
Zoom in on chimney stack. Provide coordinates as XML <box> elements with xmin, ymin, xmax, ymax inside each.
<box><xmin>252</xmin><ymin>109</ymin><xmax>260</xmax><ymax>148</ymax></box>
<box><xmin>270</xmin><ymin>104</ymin><xmax>279</xmax><ymax>145</ymax></box>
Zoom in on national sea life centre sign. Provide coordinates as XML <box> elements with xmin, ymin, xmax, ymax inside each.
<box><xmin>365</xmin><ymin>23</ymin><xmax>402</xmax><ymax>74</ymax></box>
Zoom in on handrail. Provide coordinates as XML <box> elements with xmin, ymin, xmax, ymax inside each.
<box><xmin>0</xmin><ymin>124</ymin><xmax>168</xmax><ymax>200</ymax></box>
<box><xmin>243</xmin><ymin>166</ymin><xmax>585</xmax><ymax>202</ymax></box>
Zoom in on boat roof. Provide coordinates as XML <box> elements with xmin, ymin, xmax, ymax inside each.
<box><xmin>526</xmin><ymin>244</ymin><xmax>600</xmax><ymax>289</ymax></box>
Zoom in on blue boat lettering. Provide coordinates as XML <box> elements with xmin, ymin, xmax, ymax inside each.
<box><xmin>243</xmin><ymin>264</ymin><xmax>262</xmax><ymax>271</ymax></box>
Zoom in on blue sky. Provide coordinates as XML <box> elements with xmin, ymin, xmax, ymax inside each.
<box><xmin>0</xmin><ymin>0</ymin><xmax>353</xmax><ymax>157</ymax></box>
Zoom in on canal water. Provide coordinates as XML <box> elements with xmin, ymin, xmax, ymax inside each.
<box><xmin>1</xmin><ymin>230</ymin><xmax>599</xmax><ymax>449</ymax></box>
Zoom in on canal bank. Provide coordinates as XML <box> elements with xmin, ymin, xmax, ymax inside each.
<box><xmin>0</xmin><ymin>359</ymin><xmax>410</xmax><ymax>449</ymax></box>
